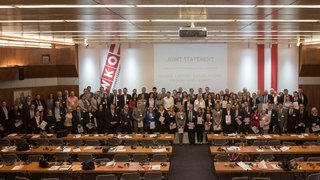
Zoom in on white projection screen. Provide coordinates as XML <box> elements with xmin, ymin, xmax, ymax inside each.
<box><xmin>154</xmin><ymin>44</ymin><xmax>228</xmax><ymax>91</ymax></box>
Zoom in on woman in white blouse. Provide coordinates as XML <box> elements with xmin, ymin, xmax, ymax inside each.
<box><xmin>194</xmin><ymin>94</ymin><xmax>205</xmax><ymax>111</ymax></box>
<box><xmin>260</xmin><ymin>110</ymin><xmax>271</xmax><ymax>134</ymax></box>
<box><xmin>212</xmin><ymin>103</ymin><xmax>223</xmax><ymax>133</ymax></box>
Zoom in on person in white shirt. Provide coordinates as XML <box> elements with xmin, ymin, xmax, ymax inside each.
<box><xmin>193</xmin><ymin>94</ymin><xmax>205</xmax><ymax>111</ymax></box>
<box><xmin>163</xmin><ymin>92</ymin><xmax>174</xmax><ymax>110</ymax></box>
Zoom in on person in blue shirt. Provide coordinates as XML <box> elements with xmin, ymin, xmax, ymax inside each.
<box><xmin>145</xmin><ymin>107</ymin><xmax>158</xmax><ymax>134</ymax></box>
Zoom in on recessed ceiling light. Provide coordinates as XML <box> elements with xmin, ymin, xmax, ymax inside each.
<box><xmin>15</xmin><ymin>4</ymin><xmax>135</xmax><ymax>8</ymax></box>
<box><xmin>151</xmin><ymin>19</ymin><xmax>235</xmax><ymax>22</ymax></box>
<box><xmin>237</xmin><ymin>19</ymin><xmax>319</xmax><ymax>22</ymax></box>
<box><xmin>257</xmin><ymin>5</ymin><xmax>320</xmax><ymax>8</ymax></box>
<box><xmin>136</xmin><ymin>5</ymin><xmax>255</xmax><ymax>8</ymax></box>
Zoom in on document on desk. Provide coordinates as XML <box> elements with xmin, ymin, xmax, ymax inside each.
<box><xmin>12</xmin><ymin>165</ymin><xmax>24</xmax><ymax>170</ymax></box>
<box><xmin>48</xmin><ymin>166</ymin><xmax>60</xmax><ymax>171</ymax></box>
<box><xmin>152</xmin><ymin>165</ymin><xmax>161</xmax><ymax>170</ymax></box>
<box><xmin>237</xmin><ymin>162</ymin><xmax>252</xmax><ymax>171</ymax></box>
<box><xmin>312</xmin><ymin>126</ymin><xmax>320</xmax><ymax>132</ymax></box>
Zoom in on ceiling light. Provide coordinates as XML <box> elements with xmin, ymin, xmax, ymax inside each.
<box><xmin>0</xmin><ymin>20</ymin><xmax>65</xmax><ymax>23</ymax></box>
<box><xmin>15</xmin><ymin>5</ymin><xmax>135</xmax><ymax>8</ymax></box>
<box><xmin>66</xmin><ymin>19</ymin><xmax>149</xmax><ymax>22</ymax></box>
<box><xmin>0</xmin><ymin>5</ymin><xmax>14</xmax><ymax>8</ymax></box>
<box><xmin>136</xmin><ymin>5</ymin><xmax>255</xmax><ymax>8</ymax></box>
<box><xmin>151</xmin><ymin>19</ymin><xmax>235</xmax><ymax>22</ymax></box>
<box><xmin>236</xmin><ymin>19</ymin><xmax>319</xmax><ymax>22</ymax></box>
<box><xmin>257</xmin><ymin>5</ymin><xmax>320</xmax><ymax>8</ymax></box>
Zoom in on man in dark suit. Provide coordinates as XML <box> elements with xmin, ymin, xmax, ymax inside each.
<box><xmin>287</xmin><ymin>104</ymin><xmax>300</xmax><ymax>133</ymax></box>
<box><xmin>185</xmin><ymin>104</ymin><xmax>197</xmax><ymax>145</ymax></box>
<box><xmin>0</xmin><ymin>100</ymin><xmax>10</xmax><ymax>137</ymax></box>
<box><xmin>52</xmin><ymin>100</ymin><xmax>65</xmax><ymax>132</ymax></box>
<box><xmin>250</xmin><ymin>93</ymin><xmax>260</xmax><ymax>108</ymax></box>
<box><xmin>266</xmin><ymin>103</ymin><xmax>278</xmax><ymax>133</ymax></box>
<box><xmin>32</xmin><ymin>94</ymin><xmax>46</xmax><ymax>111</ymax></box>
<box><xmin>109</xmin><ymin>89</ymin><xmax>120</xmax><ymax>109</ymax></box>
<box><xmin>138</xmin><ymin>87</ymin><xmax>149</xmax><ymax>99</ymax></box>
<box><xmin>25</xmin><ymin>103</ymin><xmax>36</xmax><ymax>133</ymax></box>
<box><xmin>222</xmin><ymin>103</ymin><xmax>235</xmax><ymax>134</ymax></box>
<box><xmin>279</xmin><ymin>89</ymin><xmax>293</xmax><ymax>104</ymax></box>
<box><xmin>72</xmin><ymin>106</ymin><xmax>84</xmax><ymax>133</ymax></box>
<box><xmin>242</xmin><ymin>101</ymin><xmax>252</xmax><ymax>133</ymax></box>
<box><xmin>298</xmin><ymin>87</ymin><xmax>308</xmax><ymax>107</ymax></box>
<box><xmin>106</xmin><ymin>103</ymin><xmax>120</xmax><ymax>134</ymax></box>
<box><xmin>119</xmin><ymin>88</ymin><xmax>131</xmax><ymax>110</ymax></box>
<box><xmin>261</xmin><ymin>90</ymin><xmax>273</xmax><ymax>104</ymax></box>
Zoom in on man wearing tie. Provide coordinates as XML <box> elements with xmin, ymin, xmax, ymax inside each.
<box><xmin>109</xmin><ymin>89</ymin><xmax>119</xmax><ymax>109</ymax></box>
<box><xmin>298</xmin><ymin>87</ymin><xmax>308</xmax><ymax>107</ymax></box>
<box><xmin>287</xmin><ymin>103</ymin><xmax>299</xmax><ymax>133</ymax></box>
<box><xmin>186</xmin><ymin>104</ymin><xmax>197</xmax><ymax>145</ymax></box>
<box><xmin>119</xmin><ymin>88</ymin><xmax>131</xmax><ymax>110</ymax></box>
<box><xmin>0</xmin><ymin>100</ymin><xmax>10</xmax><ymax>137</ymax></box>
<box><xmin>33</xmin><ymin>94</ymin><xmax>46</xmax><ymax>112</ymax></box>
<box><xmin>107</xmin><ymin>103</ymin><xmax>119</xmax><ymax>134</ymax></box>
<box><xmin>222</xmin><ymin>103</ymin><xmax>235</xmax><ymax>134</ymax></box>
<box><xmin>276</xmin><ymin>103</ymin><xmax>288</xmax><ymax>133</ymax></box>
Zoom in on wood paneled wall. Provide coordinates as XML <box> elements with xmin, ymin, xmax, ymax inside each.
<box><xmin>299</xmin><ymin>45</ymin><xmax>320</xmax><ymax>77</ymax></box>
<box><xmin>0</xmin><ymin>85</ymin><xmax>79</xmax><ymax>106</ymax></box>
<box><xmin>299</xmin><ymin>85</ymin><xmax>320</xmax><ymax>112</ymax></box>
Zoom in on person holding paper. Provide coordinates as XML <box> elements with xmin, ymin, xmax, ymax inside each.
<box><xmin>119</xmin><ymin>104</ymin><xmax>132</xmax><ymax>134</ymax></box>
<box><xmin>234</xmin><ymin>103</ymin><xmax>244</xmax><ymax>134</ymax></box>
<box><xmin>186</xmin><ymin>104</ymin><xmax>197</xmax><ymax>145</ymax></box>
<box><xmin>30</xmin><ymin>110</ymin><xmax>43</xmax><ymax>133</ymax></box>
<box><xmin>212</xmin><ymin>103</ymin><xmax>223</xmax><ymax>133</ymax></box>
<box><xmin>166</xmin><ymin>106</ymin><xmax>177</xmax><ymax>134</ymax></box>
<box><xmin>106</xmin><ymin>103</ymin><xmax>120</xmax><ymax>134</ymax></box>
<box><xmin>156</xmin><ymin>105</ymin><xmax>168</xmax><ymax>134</ymax></box>
<box><xmin>64</xmin><ymin>107</ymin><xmax>73</xmax><ymax>133</ymax></box>
<box><xmin>132</xmin><ymin>102</ymin><xmax>146</xmax><ymax>133</ymax></box>
<box><xmin>287</xmin><ymin>103</ymin><xmax>299</xmax><ymax>133</ymax></box>
<box><xmin>277</xmin><ymin>103</ymin><xmax>288</xmax><ymax>133</ymax></box>
<box><xmin>249</xmin><ymin>108</ymin><xmax>260</xmax><ymax>134</ymax></box>
<box><xmin>163</xmin><ymin>91</ymin><xmax>174</xmax><ymax>111</ymax></box>
<box><xmin>32</xmin><ymin>94</ymin><xmax>46</xmax><ymax>112</ymax></box>
<box><xmin>44</xmin><ymin>109</ymin><xmax>57</xmax><ymax>133</ymax></box>
<box><xmin>176</xmin><ymin>106</ymin><xmax>186</xmax><ymax>145</ymax></box>
<box><xmin>95</xmin><ymin>104</ymin><xmax>107</xmax><ymax>134</ymax></box>
<box><xmin>10</xmin><ymin>104</ymin><xmax>24</xmax><ymax>133</ymax></box>
<box><xmin>297</xmin><ymin>104</ymin><xmax>308</xmax><ymax>134</ymax></box>
<box><xmin>222</xmin><ymin>103</ymin><xmax>235</xmax><ymax>134</ymax></box>
<box><xmin>260</xmin><ymin>110</ymin><xmax>270</xmax><ymax>134</ymax></box>
<box><xmin>204</xmin><ymin>107</ymin><xmax>213</xmax><ymax>142</ymax></box>
<box><xmin>53</xmin><ymin>100</ymin><xmax>65</xmax><ymax>132</ymax></box>
<box><xmin>242</xmin><ymin>101</ymin><xmax>252</xmax><ymax>134</ymax></box>
<box><xmin>196</xmin><ymin>108</ymin><xmax>205</xmax><ymax>144</ymax></box>
<box><xmin>72</xmin><ymin>106</ymin><xmax>85</xmax><ymax>133</ymax></box>
<box><xmin>145</xmin><ymin>107</ymin><xmax>157</xmax><ymax>134</ymax></box>
<box><xmin>309</xmin><ymin>107</ymin><xmax>320</xmax><ymax>133</ymax></box>
<box><xmin>82</xmin><ymin>106</ymin><xmax>96</xmax><ymax>134</ymax></box>
<box><xmin>266</xmin><ymin>102</ymin><xmax>278</xmax><ymax>134</ymax></box>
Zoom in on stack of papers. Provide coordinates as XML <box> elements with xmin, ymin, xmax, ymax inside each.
<box><xmin>84</xmin><ymin>146</ymin><xmax>94</xmax><ymax>150</ymax></box>
<box><xmin>270</xmin><ymin>147</ymin><xmax>281</xmax><ymax>152</ymax></box>
<box><xmin>8</xmin><ymin>133</ymin><xmax>17</xmax><ymax>137</ymax></box>
<box><xmin>115</xmin><ymin>146</ymin><xmax>126</xmax><ymax>152</ymax></box>
<box><xmin>106</xmin><ymin>161</ymin><xmax>115</xmax><ymax>167</ymax></box>
<box><xmin>280</xmin><ymin>146</ymin><xmax>290</xmax><ymax>152</ymax></box>
<box><xmin>152</xmin><ymin>148</ymin><xmax>167</xmax><ymax>152</ymax></box>
<box><xmin>263</xmin><ymin>135</ymin><xmax>272</xmax><ymax>139</ymax></box>
<box><xmin>237</xmin><ymin>162</ymin><xmax>252</xmax><ymax>170</ymax></box>
<box><xmin>72</xmin><ymin>148</ymin><xmax>81</xmax><ymax>152</ymax></box>
<box><xmin>1</xmin><ymin>146</ymin><xmax>17</xmax><ymax>152</ymax></box>
<box><xmin>73</xmin><ymin>135</ymin><xmax>81</xmax><ymax>138</ymax></box>
<box><xmin>226</xmin><ymin>146</ymin><xmax>241</xmax><ymax>151</ymax></box>
<box><xmin>258</xmin><ymin>160</ymin><xmax>267</xmax><ymax>169</ymax></box>
<box><xmin>151</xmin><ymin>165</ymin><xmax>161</xmax><ymax>170</ymax></box>
<box><xmin>59</xmin><ymin>165</ymin><xmax>72</xmax><ymax>171</ymax></box>
<box><xmin>12</xmin><ymin>165</ymin><xmax>24</xmax><ymax>170</ymax></box>
<box><xmin>245</xmin><ymin>136</ymin><xmax>258</xmax><ymax>139</ymax></box>
<box><xmin>32</xmin><ymin>135</ymin><xmax>40</xmax><ymax>138</ymax></box>
<box><xmin>149</xmin><ymin>134</ymin><xmax>157</xmax><ymax>138</ymax></box>
<box><xmin>48</xmin><ymin>166</ymin><xmax>60</xmax><ymax>171</ymax></box>
<box><xmin>227</xmin><ymin>133</ymin><xmax>237</xmax><ymax>137</ymax></box>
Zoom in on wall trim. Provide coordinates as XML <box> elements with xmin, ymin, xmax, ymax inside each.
<box><xmin>299</xmin><ymin>77</ymin><xmax>320</xmax><ymax>85</ymax></box>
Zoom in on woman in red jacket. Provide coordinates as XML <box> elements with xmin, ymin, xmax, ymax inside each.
<box><xmin>249</xmin><ymin>108</ymin><xmax>260</xmax><ymax>134</ymax></box>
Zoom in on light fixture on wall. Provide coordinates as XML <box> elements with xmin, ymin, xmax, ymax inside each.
<box><xmin>84</xmin><ymin>38</ymin><xmax>89</xmax><ymax>48</ymax></box>
<box><xmin>296</xmin><ymin>35</ymin><xmax>301</xmax><ymax>46</ymax></box>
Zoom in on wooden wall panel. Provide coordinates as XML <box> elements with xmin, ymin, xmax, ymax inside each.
<box><xmin>299</xmin><ymin>45</ymin><xmax>320</xmax><ymax>77</ymax></box>
<box><xmin>0</xmin><ymin>85</ymin><xmax>79</xmax><ymax>106</ymax></box>
<box><xmin>299</xmin><ymin>85</ymin><xmax>320</xmax><ymax>112</ymax></box>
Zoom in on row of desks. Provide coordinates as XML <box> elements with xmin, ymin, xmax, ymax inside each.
<box><xmin>0</xmin><ymin>162</ymin><xmax>169</xmax><ymax>174</ymax></box>
<box><xmin>3</xmin><ymin>133</ymin><xmax>175</xmax><ymax>141</ymax></box>
<box><xmin>207</xmin><ymin>133</ymin><xmax>320</xmax><ymax>141</ymax></box>
<box><xmin>1</xmin><ymin>146</ymin><xmax>172</xmax><ymax>155</ymax></box>
<box><xmin>214</xmin><ymin>161</ymin><xmax>320</xmax><ymax>174</ymax></box>
<box><xmin>210</xmin><ymin>145</ymin><xmax>320</xmax><ymax>155</ymax></box>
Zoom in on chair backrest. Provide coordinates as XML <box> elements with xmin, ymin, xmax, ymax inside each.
<box><xmin>3</xmin><ymin>153</ymin><xmax>19</xmax><ymax>163</ymax></box>
<box><xmin>114</xmin><ymin>154</ymin><xmax>130</xmax><ymax>162</ymax></box>
<box><xmin>258</xmin><ymin>154</ymin><xmax>274</xmax><ymax>161</ymax></box>
<box><xmin>304</xmin><ymin>141</ymin><xmax>317</xmax><ymax>146</ymax></box>
<box><xmin>122</xmin><ymin>173</ymin><xmax>140</xmax><ymax>180</ymax></box>
<box><xmin>151</xmin><ymin>154</ymin><xmax>168</xmax><ymax>162</ymax></box>
<box><xmin>36</xmin><ymin>138</ymin><xmax>50</xmax><ymax>146</ymax></box>
<box><xmin>86</xmin><ymin>140</ymin><xmax>101</xmax><ymax>146</ymax></box>
<box><xmin>213</xmin><ymin>139</ymin><xmax>227</xmax><ymax>146</ymax></box>
<box><xmin>68</xmin><ymin>139</ymin><xmax>83</xmax><ymax>146</ymax></box>
<box><xmin>252</xmin><ymin>178</ymin><xmax>271</xmax><ymax>180</ymax></box>
<box><xmin>252</xmin><ymin>140</ymin><xmax>266</xmax><ymax>146</ymax></box>
<box><xmin>107</xmin><ymin>139</ymin><xmax>121</xmax><ymax>146</ymax></box>
<box><xmin>124</xmin><ymin>140</ymin><xmax>139</xmax><ymax>146</ymax></box>
<box><xmin>78</xmin><ymin>154</ymin><xmax>93</xmax><ymax>162</ymax></box>
<box><xmin>214</xmin><ymin>154</ymin><xmax>230</xmax><ymax>162</ymax></box>
<box><xmin>140</xmin><ymin>140</ymin><xmax>154</xmax><ymax>146</ymax></box>
<box><xmin>307</xmin><ymin>173</ymin><xmax>320</xmax><ymax>180</ymax></box>
<box><xmin>282</xmin><ymin>142</ymin><xmax>296</xmax><ymax>146</ymax></box>
<box><xmin>132</xmin><ymin>154</ymin><xmax>148</xmax><ymax>163</ymax></box>
<box><xmin>14</xmin><ymin>139</ymin><xmax>27</xmax><ymax>145</ymax></box>
<box><xmin>156</xmin><ymin>140</ymin><xmax>170</xmax><ymax>146</ymax></box>
<box><xmin>0</xmin><ymin>139</ymin><xmax>11</xmax><ymax>146</ymax></box>
<box><xmin>95</xmin><ymin>175</ymin><xmax>116</xmax><ymax>180</ymax></box>
<box><xmin>231</xmin><ymin>177</ymin><xmax>249</xmax><ymax>180</ymax></box>
<box><xmin>267</xmin><ymin>140</ymin><xmax>281</xmax><ymax>146</ymax></box>
<box><xmin>50</xmin><ymin>139</ymin><xmax>64</xmax><ymax>146</ymax></box>
<box><xmin>144</xmin><ymin>172</ymin><xmax>162</xmax><ymax>180</ymax></box>
<box><xmin>15</xmin><ymin>176</ymin><xmax>30</xmax><ymax>180</ymax></box>
<box><xmin>54</xmin><ymin>152</ymin><xmax>70</xmax><ymax>161</ymax></box>
<box><xmin>234</xmin><ymin>142</ymin><xmax>248</xmax><ymax>146</ymax></box>
<box><xmin>307</xmin><ymin>157</ymin><xmax>320</xmax><ymax>162</ymax></box>
<box><xmin>28</xmin><ymin>155</ymin><xmax>44</xmax><ymax>162</ymax></box>
<box><xmin>290</xmin><ymin>157</ymin><xmax>304</xmax><ymax>163</ymax></box>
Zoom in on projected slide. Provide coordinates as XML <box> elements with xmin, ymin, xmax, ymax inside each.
<box><xmin>154</xmin><ymin>44</ymin><xmax>228</xmax><ymax>91</ymax></box>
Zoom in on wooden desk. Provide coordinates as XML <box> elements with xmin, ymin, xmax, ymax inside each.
<box><xmin>214</xmin><ymin>161</ymin><xmax>320</xmax><ymax>174</ymax></box>
<box><xmin>210</xmin><ymin>145</ymin><xmax>320</xmax><ymax>155</ymax></box>
<box><xmin>3</xmin><ymin>133</ymin><xmax>175</xmax><ymax>141</ymax></box>
<box><xmin>207</xmin><ymin>133</ymin><xmax>320</xmax><ymax>142</ymax></box>
<box><xmin>0</xmin><ymin>146</ymin><xmax>172</xmax><ymax>155</ymax></box>
<box><xmin>0</xmin><ymin>162</ymin><xmax>170</xmax><ymax>174</ymax></box>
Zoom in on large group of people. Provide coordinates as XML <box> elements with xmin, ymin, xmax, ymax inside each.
<box><xmin>0</xmin><ymin>86</ymin><xmax>319</xmax><ymax>145</ymax></box>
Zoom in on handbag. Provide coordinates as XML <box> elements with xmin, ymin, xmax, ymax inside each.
<box><xmin>16</xmin><ymin>143</ymin><xmax>30</xmax><ymax>151</ymax></box>
<box><xmin>56</xmin><ymin>130</ymin><xmax>68</xmax><ymax>138</ymax></box>
<box><xmin>39</xmin><ymin>158</ymin><xmax>49</xmax><ymax>168</ymax></box>
<box><xmin>81</xmin><ymin>161</ymin><xmax>95</xmax><ymax>170</ymax></box>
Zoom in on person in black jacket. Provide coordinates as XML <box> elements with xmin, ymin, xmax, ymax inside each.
<box><xmin>287</xmin><ymin>104</ymin><xmax>300</xmax><ymax>133</ymax></box>
<box><xmin>44</xmin><ymin>109</ymin><xmax>57</xmax><ymax>133</ymax></box>
<box><xmin>106</xmin><ymin>103</ymin><xmax>120</xmax><ymax>133</ymax></box>
<box><xmin>119</xmin><ymin>104</ymin><xmax>132</xmax><ymax>134</ymax></box>
<box><xmin>94</xmin><ymin>104</ymin><xmax>107</xmax><ymax>134</ymax></box>
<box><xmin>222</xmin><ymin>103</ymin><xmax>235</xmax><ymax>134</ymax></box>
<box><xmin>156</xmin><ymin>105</ymin><xmax>168</xmax><ymax>134</ymax></box>
<box><xmin>185</xmin><ymin>104</ymin><xmax>197</xmax><ymax>145</ymax></box>
<box><xmin>266</xmin><ymin>103</ymin><xmax>278</xmax><ymax>133</ymax></box>
<box><xmin>297</xmin><ymin>104</ymin><xmax>308</xmax><ymax>133</ymax></box>
<box><xmin>309</xmin><ymin>107</ymin><xmax>320</xmax><ymax>133</ymax></box>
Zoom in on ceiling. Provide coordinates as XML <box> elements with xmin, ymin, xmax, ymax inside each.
<box><xmin>0</xmin><ymin>0</ymin><xmax>320</xmax><ymax>44</ymax></box>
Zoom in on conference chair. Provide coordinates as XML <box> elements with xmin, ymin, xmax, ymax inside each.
<box><xmin>307</xmin><ymin>157</ymin><xmax>320</xmax><ymax>162</ymax></box>
<box><xmin>95</xmin><ymin>174</ymin><xmax>116</xmax><ymax>180</ymax></box>
<box><xmin>15</xmin><ymin>177</ymin><xmax>30</xmax><ymax>180</ymax></box>
<box><xmin>68</xmin><ymin>139</ymin><xmax>83</xmax><ymax>146</ymax></box>
<box><xmin>290</xmin><ymin>157</ymin><xmax>304</xmax><ymax>163</ymax></box>
<box><xmin>258</xmin><ymin>154</ymin><xmax>275</xmax><ymax>161</ymax></box>
<box><xmin>122</xmin><ymin>173</ymin><xmax>140</xmax><ymax>180</ymax></box>
<box><xmin>231</xmin><ymin>177</ymin><xmax>249</xmax><ymax>180</ymax></box>
<box><xmin>267</xmin><ymin>140</ymin><xmax>281</xmax><ymax>146</ymax></box>
<box><xmin>54</xmin><ymin>152</ymin><xmax>70</xmax><ymax>162</ymax></box>
<box><xmin>306</xmin><ymin>173</ymin><xmax>320</xmax><ymax>180</ymax></box>
<box><xmin>36</xmin><ymin>138</ymin><xmax>50</xmax><ymax>146</ymax></box>
<box><xmin>282</xmin><ymin>141</ymin><xmax>296</xmax><ymax>146</ymax></box>
<box><xmin>214</xmin><ymin>154</ymin><xmax>231</xmax><ymax>162</ymax></box>
<box><xmin>41</xmin><ymin>178</ymin><xmax>60</xmax><ymax>180</ymax></box>
<box><xmin>106</xmin><ymin>139</ymin><xmax>121</xmax><ymax>146</ymax></box>
<box><xmin>156</xmin><ymin>140</ymin><xmax>170</xmax><ymax>146</ymax></box>
<box><xmin>2</xmin><ymin>153</ymin><xmax>19</xmax><ymax>163</ymax></box>
<box><xmin>252</xmin><ymin>140</ymin><xmax>266</xmax><ymax>146</ymax></box>
<box><xmin>304</xmin><ymin>141</ymin><xmax>317</xmax><ymax>146</ymax></box>
<box><xmin>124</xmin><ymin>140</ymin><xmax>139</xmax><ymax>146</ymax></box>
<box><xmin>151</xmin><ymin>154</ymin><xmax>168</xmax><ymax>162</ymax></box>
<box><xmin>144</xmin><ymin>172</ymin><xmax>162</xmax><ymax>180</ymax></box>
<box><xmin>212</xmin><ymin>139</ymin><xmax>227</xmax><ymax>146</ymax></box>
<box><xmin>78</xmin><ymin>154</ymin><xmax>94</xmax><ymax>162</ymax></box>
<box><xmin>28</xmin><ymin>155</ymin><xmax>44</xmax><ymax>162</ymax></box>
<box><xmin>14</xmin><ymin>139</ymin><xmax>27</xmax><ymax>145</ymax></box>
<box><xmin>235</xmin><ymin>142</ymin><xmax>248</xmax><ymax>146</ymax></box>
<box><xmin>86</xmin><ymin>140</ymin><xmax>101</xmax><ymax>146</ymax></box>
<box><xmin>114</xmin><ymin>154</ymin><xmax>130</xmax><ymax>162</ymax></box>
<box><xmin>50</xmin><ymin>139</ymin><xmax>64</xmax><ymax>146</ymax></box>
<box><xmin>140</xmin><ymin>140</ymin><xmax>154</xmax><ymax>146</ymax></box>
<box><xmin>0</xmin><ymin>139</ymin><xmax>11</xmax><ymax>147</ymax></box>
<box><xmin>132</xmin><ymin>154</ymin><xmax>149</xmax><ymax>163</ymax></box>
<box><xmin>252</xmin><ymin>177</ymin><xmax>271</xmax><ymax>180</ymax></box>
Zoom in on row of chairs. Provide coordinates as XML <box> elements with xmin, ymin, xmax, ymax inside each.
<box><xmin>212</xmin><ymin>139</ymin><xmax>320</xmax><ymax>146</ymax></box>
<box><xmin>0</xmin><ymin>153</ymin><xmax>169</xmax><ymax>163</ymax></box>
<box><xmin>231</xmin><ymin>173</ymin><xmax>320</xmax><ymax>180</ymax></box>
<box><xmin>0</xmin><ymin>139</ymin><xmax>171</xmax><ymax>147</ymax></box>
<box><xmin>14</xmin><ymin>172</ymin><xmax>163</xmax><ymax>180</ymax></box>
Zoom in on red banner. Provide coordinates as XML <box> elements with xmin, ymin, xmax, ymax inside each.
<box><xmin>100</xmin><ymin>44</ymin><xmax>121</xmax><ymax>90</ymax></box>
